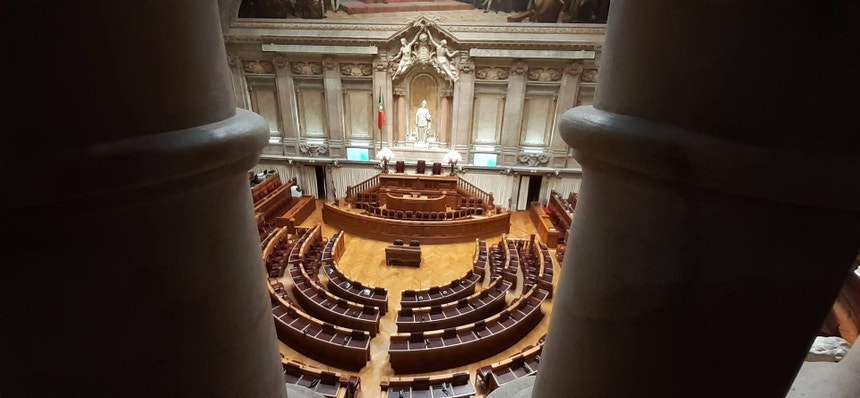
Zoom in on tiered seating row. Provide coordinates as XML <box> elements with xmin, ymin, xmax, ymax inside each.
<box><xmin>267</xmin><ymin>280</ymin><xmax>371</xmax><ymax>371</ymax></box>
<box><xmin>473</xmin><ymin>239</ymin><xmax>488</xmax><ymax>279</ymax></box>
<box><xmin>397</xmin><ymin>277</ymin><xmax>511</xmax><ymax>333</ymax></box>
<box><xmin>380</xmin><ymin>372</ymin><xmax>476</xmax><ymax>398</ymax></box>
<box><xmin>263</xmin><ymin>227</ymin><xmax>293</xmax><ymax>277</ymax></box>
<box><xmin>389</xmin><ymin>286</ymin><xmax>549</xmax><ymax>373</ymax></box>
<box><xmin>290</xmin><ymin>265</ymin><xmax>381</xmax><ymax>336</ymax></box>
<box><xmin>357</xmin><ymin>203</ymin><xmax>480</xmax><ymax>221</ymax></box>
<box><xmin>476</xmin><ymin>338</ymin><xmax>544</xmax><ymax>394</ymax></box>
<box><xmin>320</xmin><ymin>231</ymin><xmax>389</xmax><ymax>314</ymax></box>
<box><xmin>282</xmin><ymin>359</ymin><xmax>360</xmax><ymax>398</ymax></box>
<box><xmin>400</xmin><ymin>271</ymin><xmax>482</xmax><ymax>308</ymax></box>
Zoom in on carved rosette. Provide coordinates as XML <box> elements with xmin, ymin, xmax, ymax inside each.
<box><xmin>527</xmin><ymin>68</ymin><xmax>563</xmax><ymax>82</ymax></box>
<box><xmin>291</xmin><ymin>62</ymin><xmax>323</xmax><ymax>75</ymax></box>
<box><xmin>298</xmin><ymin>143</ymin><xmax>329</xmax><ymax>157</ymax></box>
<box><xmin>476</xmin><ymin>66</ymin><xmax>510</xmax><ymax>80</ymax></box>
<box><xmin>517</xmin><ymin>152</ymin><xmax>550</xmax><ymax>166</ymax></box>
<box><xmin>340</xmin><ymin>63</ymin><xmax>372</xmax><ymax>77</ymax></box>
<box><xmin>582</xmin><ymin>69</ymin><xmax>599</xmax><ymax>83</ymax></box>
<box><xmin>243</xmin><ymin>60</ymin><xmax>275</xmax><ymax>74</ymax></box>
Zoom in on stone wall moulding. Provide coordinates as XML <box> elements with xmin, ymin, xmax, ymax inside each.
<box><xmin>243</xmin><ymin>60</ymin><xmax>274</xmax><ymax>74</ymax></box>
<box><xmin>322</xmin><ymin>57</ymin><xmax>337</xmax><ymax>71</ymax></box>
<box><xmin>511</xmin><ymin>62</ymin><xmax>528</xmax><ymax>76</ymax></box>
<box><xmin>340</xmin><ymin>63</ymin><xmax>373</xmax><ymax>77</ymax></box>
<box><xmin>476</xmin><ymin>66</ymin><xmax>510</xmax><ymax>80</ymax></box>
<box><xmin>273</xmin><ymin>55</ymin><xmax>287</xmax><ymax>68</ymax></box>
<box><xmin>298</xmin><ymin>143</ymin><xmax>329</xmax><ymax>157</ymax></box>
<box><xmin>527</xmin><ymin>68</ymin><xmax>563</xmax><ymax>82</ymax></box>
<box><xmin>517</xmin><ymin>152</ymin><xmax>550</xmax><ymax>166</ymax></box>
<box><xmin>291</xmin><ymin>62</ymin><xmax>323</xmax><ymax>75</ymax></box>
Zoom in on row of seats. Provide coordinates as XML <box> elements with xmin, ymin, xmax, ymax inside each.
<box><xmin>381</xmin><ymin>371</ymin><xmax>475</xmax><ymax>398</ymax></box>
<box><xmin>359</xmin><ymin>204</ymin><xmax>481</xmax><ymax>220</ymax></box>
<box><xmin>397</xmin><ymin>278</ymin><xmax>512</xmax><ymax>333</ymax></box>
<box><xmin>389</xmin><ymin>286</ymin><xmax>549</xmax><ymax>373</ymax></box>
<box><xmin>393</xmin><ymin>239</ymin><xmax>420</xmax><ymax>247</ymax></box>
<box><xmin>289</xmin><ymin>266</ymin><xmax>381</xmax><ymax>336</ymax></box>
<box><xmin>282</xmin><ymin>358</ymin><xmax>360</xmax><ymax>398</ymax></box>
<box><xmin>393</xmin><ymin>160</ymin><xmax>443</xmax><ymax>175</ymax></box>
<box><xmin>267</xmin><ymin>280</ymin><xmax>371</xmax><ymax>371</ymax></box>
<box><xmin>476</xmin><ymin>336</ymin><xmax>546</xmax><ymax>394</ymax></box>
<box><xmin>401</xmin><ymin>271</ymin><xmax>483</xmax><ymax>308</ymax></box>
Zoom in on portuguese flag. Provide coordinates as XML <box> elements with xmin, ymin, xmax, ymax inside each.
<box><xmin>377</xmin><ymin>91</ymin><xmax>385</xmax><ymax>130</ymax></box>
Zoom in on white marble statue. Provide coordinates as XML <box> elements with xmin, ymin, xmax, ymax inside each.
<box><xmin>415</xmin><ymin>99</ymin><xmax>432</xmax><ymax>142</ymax></box>
<box><xmin>428</xmin><ymin>35</ymin><xmax>459</xmax><ymax>82</ymax></box>
<box><xmin>391</xmin><ymin>37</ymin><xmax>418</xmax><ymax>80</ymax></box>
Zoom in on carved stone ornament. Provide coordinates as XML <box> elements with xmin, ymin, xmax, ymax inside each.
<box><xmin>565</xmin><ymin>63</ymin><xmax>583</xmax><ymax>76</ymax></box>
<box><xmin>226</xmin><ymin>51</ymin><xmax>237</xmax><ymax>67</ymax></box>
<box><xmin>388</xmin><ymin>17</ymin><xmax>461</xmax><ymax>82</ymax></box>
<box><xmin>582</xmin><ymin>69</ymin><xmax>599</xmax><ymax>83</ymax></box>
<box><xmin>291</xmin><ymin>62</ymin><xmax>323</xmax><ymax>75</ymax></box>
<box><xmin>298</xmin><ymin>143</ymin><xmax>329</xmax><ymax>157</ymax></box>
<box><xmin>476</xmin><ymin>66</ymin><xmax>510</xmax><ymax>80</ymax></box>
<box><xmin>243</xmin><ymin>60</ymin><xmax>274</xmax><ymax>74</ymax></box>
<box><xmin>374</xmin><ymin>60</ymin><xmax>389</xmax><ymax>72</ymax></box>
<box><xmin>393</xmin><ymin>87</ymin><xmax>406</xmax><ymax>96</ymax></box>
<box><xmin>459</xmin><ymin>62</ymin><xmax>475</xmax><ymax>74</ymax></box>
<box><xmin>517</xmin><ymin>152</ymin><xmax>550</xmax><ymax>166</ymax></box>
<box><xmin>273</xmin><ymin>55</ymin><xmax>287</xmax><ymax>68</ymax></box>
<box><xmin>511</xmin><ymin>62</ymin><xmax>528</xmax><ymax>76</ymax></box>
<box><xmin>322</xmin><ymin>57</ymin><xmax>337</xmax><ymax>71</ymax></box>
<box><xmin>340</xmin><ymin>63</ymin><xmax>373</xmax><ymax>77</ymax></box>
<box><xmin>527</xmin><ymin>68</ymin><xmax>563</xmax><ymax>82</ymax></box>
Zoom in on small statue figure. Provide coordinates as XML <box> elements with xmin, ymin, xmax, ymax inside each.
<box><xmin>415</xmin><ymin>100</ymin><xmax>432</xmax><ymax>142</ymax></box>
<box><xmin>428</xmin><ymin>35</ymin><xmax>460</xmax><ymax>82</ymax></box>
<box><xmin>390</xmin><ymin>36</ymin><xmax>418</xmax><ymax>80</ymax></box>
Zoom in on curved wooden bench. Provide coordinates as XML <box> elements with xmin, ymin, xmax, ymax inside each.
<box><xmin>473</xmin><ymin>239</ymin><xmax>489</xmax><ymax>280</ymax></box>
<box><xmin>396</xmin><ymin>277</ymin><xmax>511</xmax><ymax>333</ymax></box>
<box><xmin>281</xmin><ymin>359</ymin><xmax>360</xmax><ymax>398</ymax></box>
<box><xmin>322</xmin><ymin>202</ymin><xmax>510</xmax><ymax>244</ymax></box>
<box><xmin>400</xmin><ymin>271</ymin><xmax>482</xmax><ymax>308</ymax></box>
<box><xmin>324</xmin><ymin>265</ymin><xmax>389</xmax><ymax>315</ymax></box>
<box><xmin>389</xmin><ymin>286</ymin><xmax>549</xmax><ymax>373</ymax></box>
<box><xmin>477</xmin><ymin>340</ymin><xmax>544</xmax><ymax>394</ymax></box>
<box><xmin>267</xmin><ymin>280</ymin><xmax>371</xmax><ymax>371</ymax></box>
<box><xmin>317</xmin><ymin>230</ymin><xmax>388</xmax><ymax>314</ymax></box>
<box><xmin>380</xmin><ymin>372</ymin><xmax>476</xmax><ymax>398</ymax></box>
<box><xmin>290</xmin><ymin>265</ymin><xmax>380</xmax><ymax>336</ymax></box>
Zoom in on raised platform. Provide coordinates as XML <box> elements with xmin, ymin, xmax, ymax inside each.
<box><xmin>322</xmin><ymin>202</ymin><xmax>510</xmax><ymax>244</ymax></box>
<box><xmin>340</xmin><ymin>0</ymin><xmax>476</xmax><ymax>14</ymax></box>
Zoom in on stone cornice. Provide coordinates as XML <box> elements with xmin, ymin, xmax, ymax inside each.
<box><xmin>224</xmin><ymin>20</ymin><xmax>605</xmax><ymax>49</ymax></box>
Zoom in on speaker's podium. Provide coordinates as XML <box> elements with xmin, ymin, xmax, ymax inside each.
<box><xmin>385</xmin><ymin>239</ymin><xmax>421</xmax><ymax>267</ymax></box>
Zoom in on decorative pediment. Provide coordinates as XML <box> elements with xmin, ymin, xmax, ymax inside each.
<box><xmin>387</xmin><ymin>17</ymin><xmax>464</xmax><ymax>83</ymax></box>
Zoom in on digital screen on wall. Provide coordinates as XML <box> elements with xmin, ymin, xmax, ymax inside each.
<box><xmin>473</xmin><ymin>153</ymin><xmax>497</xmax><ymax>167</ymax></box>
<box><xmin>346</xmin><ymin>147</ymin><xmax>370</xmax><ymax>161</ymax></box>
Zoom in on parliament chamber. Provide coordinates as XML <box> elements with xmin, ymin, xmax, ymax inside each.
<box><xmin>8</xmin><ymin>2</ymin><xmax>859</xmax><ymax>398</ymax></box>
<box><xmin>252</xmin><ymin>170</ymin><xmax>562</xmax><ymax>397</ymax></box>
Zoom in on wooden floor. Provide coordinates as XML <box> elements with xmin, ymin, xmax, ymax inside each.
<box><xmin>276</xmin><ymin>199</ymin><xmax>562</xmax><ymax>397</ymax></box>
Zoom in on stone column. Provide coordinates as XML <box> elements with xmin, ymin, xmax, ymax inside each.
<box><xmin>373</xmin><ymin>58</ymin><xmax>393</xmax><ymax>145</ymax></box>
<box><xmin>439</xmin><ymin>88</ymin><xmax>453</xmax><ymax>145</ymax></box>
<box><xmin>532</xmin><ymin>1</ymin><xmax>860</xmax><ymax>397</ymax></box>
<box><xmin>323</xmin><ymin>56</ymin><xmax>345</xmax><ymax>143</ymax></box>
<box><xmin>227</xmin><ymin>51</ymin><xmax>251</xmax><ymax>110</ymax></box>
<box><xmin>394</xmin><ymin>87</ymin><xmax>407</xmax><ymax>142</ymax></box>
<box><xmin>451</xmin><ymin>59</ymin><xmax>475</xmax><ymax>148</ymax></box>
<box><xmin>500</xmin><ymin>61</ymin><xmax>527</xmax><ymax>148</ymax></box>
<box><xmin>1</xmin><ymin>2</ymin><xmax>286</xmax><ymax>397</ymax></box>
<box><xmin>274</xmin><ymin>54</ymin><xmax>300</xmax><ymax>141</ymax></box>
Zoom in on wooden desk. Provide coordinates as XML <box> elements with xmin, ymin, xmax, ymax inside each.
<box><xmin>386</xmin><ymin>245</ymin><xmax>421</xmax><ymax>267</ymax></box>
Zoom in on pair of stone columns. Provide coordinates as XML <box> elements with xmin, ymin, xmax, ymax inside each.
<box><xmin>3</xmin><ymin>1</ymin><xmax>858</xmax><ymax>397</ymax></box>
